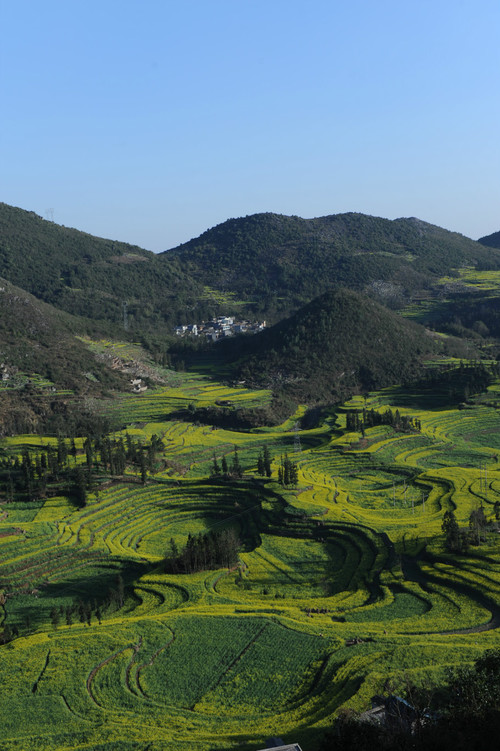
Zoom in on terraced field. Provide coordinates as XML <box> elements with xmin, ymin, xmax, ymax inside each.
<box><xmin>1</xmin><ymin>368</ymin><xmax>500</xmax><ymax>750</ymax></box>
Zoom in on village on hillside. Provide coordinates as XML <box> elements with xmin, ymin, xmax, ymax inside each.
<box><xmin>174</xmin><ymin>315</ymin><xmax>266</xmax><ymax>341</ymax></box>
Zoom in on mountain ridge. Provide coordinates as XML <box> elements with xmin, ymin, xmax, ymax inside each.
<box><xmin>478</xmin><ymin>230</ymin><xmax>500</xmax><ymax>249</ymax></box>
<box><xmin>161</xmin><ymin>211</ymin><xmax>500</xmax><ymax>319</ymax></box>
<box><xmin>0</xmin><ymin>202</ymin><xmax>208</xmax><ymax>333</ymax></box>
<box><xmin>2</xmin><ymin>201</ymin><xmax>500</xmax><ymax>347</ymax></box>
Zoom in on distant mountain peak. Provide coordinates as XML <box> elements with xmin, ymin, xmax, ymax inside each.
<box><xmin>478</xmin><ymin>230</ymin><xmax>500</xmax><ymax>249</ymax></box>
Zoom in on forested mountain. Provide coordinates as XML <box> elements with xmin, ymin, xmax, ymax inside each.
<box><xmin>478</xmin><ymin>230</ymin><xmax>500</xmax><ymax>249</ymax></box>
<box><xmin>0</xmin><ymin>278</ymin><xmax>129</xmax><ymax>436</ymax></box>
<box><xmin>162</xmin><ymin>212</ymin><xmax>500</xmax><ymax>319</ymax></box>
<box><xmin>227</xmin><ymin>287</ymin><xmax>436</xmax><ymax>402</ymax></box>
<box><xmin>0</xmin><ymin>277</ymin><xmax>122</xmax><ymax>392</ymax></box>
<box><xmin>3</xmin><ymin>203</ymin><xmax>500</xmax><ymax>335</ymax></box>
<box><xmin>0</xmin><ymin>203</ymin><xmax>209</xmax><ymax>333</ymax></box>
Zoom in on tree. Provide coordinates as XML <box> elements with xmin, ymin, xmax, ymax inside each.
<box><xmin>72</xmin><ymin>466</ymin><xmax>87</xmax><ymax>508</ymax></box>
<box><xmin>6</xmin><ymin>472</ymin><xmax>14</xmax><ymax>501</ymax></box>
<box><xmin>257</xmin><ymin>452</ymin><xmax>265</xmax><ymax>476</ymax></box>
<box><xmin>139</xmin><ymin>448</ymin><xmax>147</xmax><ymax>484</ymax></box>
<box><xmin>116</xmin><ymin>575</ymin><xmax>125</xmax><ymax>608</ymax></box>
<box><xmin>50</xmin><ymin>606</ymin><xmax>60</xmax><ymax>629</ymax></box>
<box><xmin>84</xmin><ymin>436</ymin><xmax>93</xmax><ymax>467</ymax></box>
<box><xmin>442</xmin><ymin>510</ymin><xmax>460</xmax><ymax>552</ymax></box>
<box><xmin>115</xmin><ymin>438</ymin><xmax>126</xmax><ymax>474</ymax></box>
<box><xmin>283</xmin><ymin>453</ymin><xmax>290</xmax><ymax>486</ymax></box>
<box><xmin>57</xmin><ymin>434</ymin><xmax>68</xmax><ymax>466</ymax></box>
<box><xmin>167</xmin><ymin>537</ymin><xmax>179</xmax><ymax>573</ymax></box>
<box><xmin>147</xmin><ymin>440</ymin><xmax>156</xmax><ymax>471</ymax></box>
<box><xmin>263</xmin><ymin>445</ymin><xmax>272</xmax><ymax>477</ymax></box>
<box><xmin>447</xmin><ymin>648</ymin><xmax>500</xmax><ymax>715</ymax></box>
<box><xmin>469</xmin><ymin>506</ymin><xmax>488</xmax><ymax>545</ymax></box>
<box><xmin>211</xmin><ymin>453</ymin><xmax>221</xmax><ymax>477</ymax></box>
<box><xmin>230</xmin><ymin>446</ymin><xmax>242</xmax><ymax>478</ymax></box>
<box><xmin>164</xmin><ymin>528</ymin><xmax>240</xmax><ymax>574</ymax></box>
<box><xmin>1</xmin><ymin>624</ymin><xmax>13</xmax><ymax>644</ymax></box>
<box><xmin>278</xmin><ymin>454</ymin><xmax>298</xmax><ymax>487</ymax></box>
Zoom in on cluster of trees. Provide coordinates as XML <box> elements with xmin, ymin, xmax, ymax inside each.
<box><xmin>256</xmin><ymin>445</ymin><xmax>272</xmax><ymax>477</ymax></box>
<box><xmin>441</xmin><ymin>504</ymin><xmax>498</xmax><ymax>552</ymax></box>
<box><xmin>0</xmin><ymin>574</ymin><xmax>127</xmax><ymax>644</ymax></box>
<box><xmin>49</xmin><ymin>576</ymin><xmax>126</xmax><ymax>630</ymax></box>
<box><xmin>85</xmin><ymin>433</ymin><xmax>163</xmax><ymax>476</ymax></box>
<box><xmin>73</xmin><ymin>432</ymin><xmax>166</xmax><ymax>500</ymax></box>
<box><xmin>211</xmin><ymin>446</ymin><xmax>243</xmax><ymax>479</ymax></box>
<box><xmin>174</xmin><ymin>393</ymin><xmax>297</xmax><ymax>432</ymax></box>
<box><xmin>0</xmin><ymin>432</ymin><xmax>165</xmax><ymax>505</ymax></box>
<box><xmin>0</xmin><ymin>436</ymin><xmax>81</xmax><ymax>503</ymax></box>
<box><xmin>164</xmin><ymin>528</ymin><xmax>240</xmax><ymax>574</ymax></box>
<box><xmin>277</xmin><ymin>453</ymin><xmax>299</xmax><ymax>487</ymax></box>
<box><xmin>345</xmin><ymin>407</ymin><xmax>421</xmax><ymax>434</ymax></box>
<box><xmin>428</xmin><ymin>293</ymin><xmax>500</xmax><ymax>340</ymax></box>
<box><xmin>177</xmin><ymin>404</ymin><xmax>262</xmax><ymax>430</ymax></box>
<box><xmin>49</xmin><ymin>598</ymin><xmax>103</xmax><ymax>630</ymax></box>
<box><xmin>319</xmin><ymin>649</ymin><xmax>500</xmax><ymax>751</ymax></box>
<box><xmin>417</xmin><ymin>361</ymin><xmax>500</xmax><ymax>402</ymax></box>
<box><xmin>0</xmin><ymin>390</ymin><xmax>117</xmax><ymax>443</ymax></box>
<box><xmin>209</xmin><ymin>445</ymin><xmax>294</xmax><ymax>484</ymax></box>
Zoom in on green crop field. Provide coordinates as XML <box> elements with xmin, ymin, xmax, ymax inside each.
<box><xmin>1</xmin><ymin>366</ymin><xmax>500</xmax><ymax>751</ymax></box>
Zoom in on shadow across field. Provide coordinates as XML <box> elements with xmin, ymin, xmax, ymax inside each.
<box><xmin>240</xmin><ymin>482</ymin><xmax>391</xmax><ymax>602</ymax></box>
<box><xmin>381</xmin><ymin>385</ymin><xmax>464</xmax><ymax>411</ymax></box>
<box><xmin>5</xmin><ymin>557</ymin><xmax>154</xmax><ymax>634</ymax></box>
<box><xmin>401</xmin><ymin>551</ymin><xmax>500</xmax><ymax>634</ymax></box>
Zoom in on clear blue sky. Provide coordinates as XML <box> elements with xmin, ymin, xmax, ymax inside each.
<box><xmin>1</xmin><ymin>0</ymin><xmax>499</xmax><ymax>251</ymax></box>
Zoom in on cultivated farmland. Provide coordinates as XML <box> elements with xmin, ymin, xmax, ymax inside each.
<box><xmin>1</xmin><ymin>366</ymin><xmax>500</xmax><ymax>750</ymax></box>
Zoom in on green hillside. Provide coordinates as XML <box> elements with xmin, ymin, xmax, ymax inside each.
<box><xmin>230</xmin><ymin>288</ymin><xmax>436</xmax><ymax>402</ymax></box>
<box><xmin>0</xmin><ymin>278</ymin><xmax>122</xmax><ymax>389</ymax></box>
<box><xmin>3</xmin><ymin>202</ymin><xmax>500</xmax><ymax>338</ymax></box>
<box><xmin>0</xmin><ymin>203</ymin><xmax>208</xmax><ymax>333</ymax></box>
<box><xmin>478</xmin><ymin>229</ymin><xmax>500</xmax><ymax>249</ymax></box>
<box><xmin>0</xmin><ymin>278</ymin><xmax>129</xmax><ymax>435</ymax></box>
<box><xmin>162</xmin><ymin>212</ymin><xmax>500</xmax><ymax>318</ymax></box>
